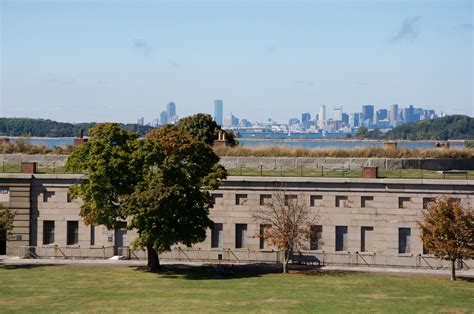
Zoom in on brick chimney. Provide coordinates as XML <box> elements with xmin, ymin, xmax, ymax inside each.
<box><xmin>74</xmin><ymin>129</ymin><xmax>88</xmax><ymax>146</ymax></box>
<box><xmin>362</xmin><ymin>167</ymin><xmax>378</xmax><ymax>178</ymax></box>
<box><xmin>21</xmin><ymin>162</ymin><xmax>37</xmax><ymax>174</ymax></box>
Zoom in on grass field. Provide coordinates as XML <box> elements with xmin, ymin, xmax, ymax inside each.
<box><xmin>1</xmin><ymin>265</ymin><xmax>473</xmax><ymax>313</ymax></box>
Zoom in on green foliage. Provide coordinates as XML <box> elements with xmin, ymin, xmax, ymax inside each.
<box><xmin>65</xmin><ymin>116</ymin><xmax>227</xmax><ymax>269</ymax></box>
<box><xmin>0</xmin><ymin>118</ymin><xmax>154</xmax><ymax>137</ymax></box>
<box><xmin>355</xmin><ymin>127</ymin><xmax>382</xmax><ymax>139</ymax></box>
<box><xmin>355</xmin><ymin>126</ymin><xmax>369</xmax><ymax>138</ymax></box>
<box><xmin>122</xmin><ymin>126</ymin><xmax>226</xmax><ymax>253</ymax></box>
<box><xmin>176</xmin><ymin>113</ymin><xmax>238</xmax><ymax>147</ymax></box>
<box><xmin>386</xmin><ymin>115</ymin><xmax>474</xmax><ymax>140</ymax></box>
<box><xmin>464</xmin><ymin>140</ymin><xmax>474</xmax><ymax>148</ymax></box>
<box><xmin>176</xmin><ymin>114</ymin><xmax>219</xmax><ymax>146</ymax></box>
<box><xmin>0</xmin><ymin>205</ymin><xmax>14</xmax><ymax>241</ymax></box>
<box><xmin>65</xmin><ymin>123</ymin><xmax>140</xmax><ymax>228</ymax></box>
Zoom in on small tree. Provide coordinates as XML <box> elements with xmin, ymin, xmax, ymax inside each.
<box><xmin>418</xmin><ymin>196</ymin><xmax>474</xmax><ymax>280</ymax></box>
<box><xmin>0</xmin><ymin>204</ymin><xmax>14</xmax><ymax>242</ymax></box>
<box><xmin>252</xmin><ymin>190</ymin><xmax>317</xmax><ymax>273</ymax></box>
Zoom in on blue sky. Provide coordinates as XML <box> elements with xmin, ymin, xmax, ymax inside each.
<box><xmin>1</xmin><ymin>0</ymin><xmax>473</xmax><ymax>123</ymax></box>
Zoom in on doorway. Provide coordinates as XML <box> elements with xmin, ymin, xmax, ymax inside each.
<box><xmin>114</xmin><ymin>228</ymin><xmax>127</xmax><ymax>255</ymax></box>
<box><xmin>0</xmin><ymin>230</ymin><xmax>6</xmax><ymax>255</ymax></box>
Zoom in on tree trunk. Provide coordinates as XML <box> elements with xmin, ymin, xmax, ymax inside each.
<box><xmin>283</xmin><ymin>258</ymin><xmax>289</xmax><ymax>273</ymax></box>
<box><xmin>451</xmin><ymin>259</ymin><xmax>456</xmax><ymax>281</ymax></box>
<box><xmin>282</xmin><ymin>250</ymin><xmax>290</xmax><ymax>273</ymax></box>
<box><xmin>147</xmin><ymin>244</ymin><xmax>160</xmax><ymax>272</ymax></box>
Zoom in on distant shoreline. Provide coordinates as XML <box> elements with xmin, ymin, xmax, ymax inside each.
<box><xmin>1</xmin><ymin>136</ymin><xmax>467</xmax><ymax>143</ymax></box>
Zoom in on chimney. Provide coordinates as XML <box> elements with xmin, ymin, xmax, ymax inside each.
<box><xmin>21</xmin><ymin>162</ymin><xmax>37</xmax><ymax>174</ymax></box>
<box><xmin>74</xmin><ymin>129</ymin><xmax>88</xmax><ymax>146</ymax></box>
<box><xmin>362</xmin><ymin>167</ymin><xmax>378</xmax><ymax>178</ymax></box>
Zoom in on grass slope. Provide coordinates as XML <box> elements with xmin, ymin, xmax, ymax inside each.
<box><xmin>1</xmin><ymin>265</ymin><xmax>473</xmax><ymax>313</ymax></box>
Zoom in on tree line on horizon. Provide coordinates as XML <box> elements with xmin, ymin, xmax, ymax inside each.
<box><xmin>351</xmin><ymin>115</ymin><xmax>474</xmax><ymax>140</ymax></box>
<box><xmin>0</xmin><ymin>117</ymin><xmax>154</xmax><ymax>137</ymax></box>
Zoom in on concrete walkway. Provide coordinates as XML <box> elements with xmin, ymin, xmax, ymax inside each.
<box><xmin>1</xmin><ymin>255</ymin><xmax>473</xmax><ymax>279</ymax></box>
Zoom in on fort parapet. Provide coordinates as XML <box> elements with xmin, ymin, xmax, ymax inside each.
<box><xmin>1</xmin><ymin>172</ymin><xmax>473</xmax><ymax>270</ymax></box>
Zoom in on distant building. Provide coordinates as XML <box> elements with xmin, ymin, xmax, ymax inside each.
<box><xmin>362</xmin><ymin>105</ymin><xmax>374</xmax><ymax>124</ymax></box>
<box><xmin>288</xmin><ymin>118</ymin><xmax>300</xmax><ymax>126</ymax></box>
<box><xmin>137</xmin><ymin>117</ymin><xmax>144</xmax><ymax>126</ymax></box>
<box><xmin>332</xmin><ymin>106</ymin><xmax>343</xmax><ymax>121</ymax></box>
<box><xmin>390</xmin><ymin>104</ymin><xmax>399</xmax><ymax>127</ymax></box>
<box><xmin>402</xmin><ymin>105</ymin><xmax>419</xmax><ymax>124</ymax></box>
<box><xmin>422</xmin><ymin>110</ymin><xmax>436</xmax><ymax>120</ymax></box>
<box><xmin>167</xmin><ymin>102</ymin><xmax>176</xmax><ymax>117</ymax></box>
<box><xmin>319</xmin><ymin>105</ymin><xmax>326</xmax><ymax>128</ymax></box>
<box><xmin>377</xmin><ymin>109</ymin><xmax>388</xmax><ymax>121</ymax></box>
<box><xmin>168</xmin><ymin>115</ymin><xmax>179</xmax><ymax>125</ymax></box>
<box><xmin>349</xmin><ymin>113</ymin><xmax>360</xmax><ymax>128</ymax></box>
<box><xmin>301</xmin><ymin>113</ymin><xmax>311</xmax><ymax>129</ymax></box>
<box><xmin>224</xmin><ymin>113</ymin><xmax>239</xmax><ymax>128</ymax></box>
<box><xmin>214</xmin><ymin>100</ymin><xmax>224</xmax><ymax>126</ymax></box>
<box><xmin>239</xmin><ymin>119</ymin><xmax>252</xmax><ymax>128</ymax></box>
<box><xmin>342</xmin><ymin>113</ymin><xmax>349</xmax><ymax>126</ymax></box>
<box><xmin>160</xmin><ymin>111</ymin><xmax>168</xmax><ymax>125</ymax></box>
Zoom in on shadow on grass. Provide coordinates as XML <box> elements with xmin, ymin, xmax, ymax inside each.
<box><xmin>132</xmin><ymin>263</ymin><xmax>284</xmax><ymax>280</ymax></box>
<box><xmin>0</xmin><ymin>263</ymin><xmax>62</xmax><ymax>270</ymax></box>
<box><xmin>457</xmin><ymin>276</ymin><xmax>474</xmax><ymax>283</ymax></box>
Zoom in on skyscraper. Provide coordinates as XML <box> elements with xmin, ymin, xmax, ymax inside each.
<box><xmin>214</xmin><ymin>100</ymin><xmax>223</xmax><ymax>126</ymax></box>
<box><xmin>319</xmin><ymin>105</ymin><xmax>326</xmax><ymax>127</ymax></box>
<box><xmin>349</xmin><ymin>113</ymin><xmax>360</xmax><ymax>127</ymax></box>
<box><xmin>362</xmin><ymin>105</ymin><xmax>374</xmax><ymax>124</ymax></box>
<box><xmin>167</xmin><ymin>102</ymin><xmax>176</xmax><ymax>117</ymax></box>
<box><xmin>390</xmin><ymin>104</ymin><xmax>399</xmax><ymax>126</ymax></box>
<box><xmin>301</xmin><ymin>113</ymin><xmax>311</xmax><ymax>129</ymax></box>
<box><xmin>333</xmin><ymin>106</ymin><xmax>343</xmax><ymax>121</ymax></box>
<box><xmin>160</xmin><ymin>111</ymin><xmax>168</xmax><ymax>125</ymax></box>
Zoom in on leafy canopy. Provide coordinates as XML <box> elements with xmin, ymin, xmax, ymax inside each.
<box><xmin>66</xmin><ymin>119</ymin><xmax>227</xmax><ymax>258</ymax></box>
<box><xmin>176</xmin><ymin>113</ymin><xmax>238</xmax><ymax>147</ymax></box>
<box><xmin>65</xmin><ymin>123</ymin><xmax>141</xmax><ymax>228</ymax></box>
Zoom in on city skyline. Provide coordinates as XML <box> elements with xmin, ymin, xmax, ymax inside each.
<box><xmin>135</xmin><ymin>99</ymin><xmax>441</xmax><ymax>135</ymax></box>
<box><xmin>1</xmin><ymin>1</ymin><xmax>473</xmax><ymax>123</ymax></box>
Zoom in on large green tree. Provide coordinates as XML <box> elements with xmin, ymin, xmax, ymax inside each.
<box><xmin>122</xmin><ymin>126</ymin><xmax>226</xmax><ymax>270</ymax></box>
<box><xmin>66</xmin><ymin>119</ymin><xmax>226</xmax><ymax>271</ymax></box>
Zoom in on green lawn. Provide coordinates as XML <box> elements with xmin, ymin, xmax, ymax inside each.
<box><xmin>1</xmin><ymin>265</ymin><xmax>473</xmax><ymax>313</ymax></box>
